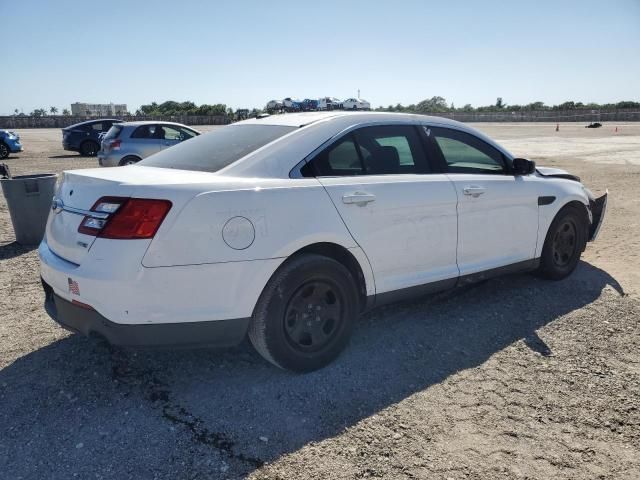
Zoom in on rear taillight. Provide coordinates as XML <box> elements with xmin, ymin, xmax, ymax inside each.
<box><xmin>78</xmin><ymin>197</ymin><xmax>172</xmax><ymax>239</ymax></box>
<box><xmin>108</xmin><ymin>139</ymin><xmax>121</xmax><ymax>150</ymax></box>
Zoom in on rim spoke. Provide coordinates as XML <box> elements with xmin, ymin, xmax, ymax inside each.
<box><xmin>284</xmin><ymin>280</ymin><xmax>342</xmax><ymax>352</ymax></box>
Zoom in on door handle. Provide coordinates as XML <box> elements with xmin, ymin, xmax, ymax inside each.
<box><xmin>463</xmin><ymin>186</ymin><xmax>486</xmax><ymax>197</ymax></box>
<box><xmin>342</xmin><ymin>192</ymin><xmax>376</xmax><ymax>205</ymax></box>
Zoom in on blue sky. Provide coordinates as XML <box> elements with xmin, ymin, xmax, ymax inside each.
<box><xmin>1</xmin><ymin>0</ymin><xmax>639</xmax><ymax>114</ymax></box>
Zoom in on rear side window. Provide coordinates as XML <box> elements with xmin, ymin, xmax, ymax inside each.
<box><xmin>306</xmin><ymin>136</ymin><xmax>362</xmax><ymax>176</ymax></box>
<box><xmin>131</xmin><ymin>125</ymin><xmax>160</xmax><ymax>139</ymax></box>
<box><xmin>431</xmin><ymin>127</ymin><xmax>506</xmax><ymax>174</ymax></box>
<box><xmin>91</xmin><ymin>123</ymin><xmax>103</xmax><ymax>131</ymax></box>
<box><xmin>103</xmin><ymin>125</ymin><xmax>122</xmax><ymax>140</ymax></box>
<box><xmin>302</xmin><ymin>125</ymin><xmax>429</xmax><ymax>177</ymax></box>
<box><xmin>139</xmin><ymin>124</ymin><xmax>296</xmax><ymax>172</ymax></box>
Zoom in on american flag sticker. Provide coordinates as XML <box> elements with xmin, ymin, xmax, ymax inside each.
<box><xmin>68</xmin><ymin>278</ymin><xmax>80</xmax><ymax>295</ymax></box>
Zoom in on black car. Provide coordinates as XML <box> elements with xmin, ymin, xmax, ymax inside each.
<box><xmin>62</xmin><ymin>119</ymin><xmax>123</xmax><ymax>156</ymax></box>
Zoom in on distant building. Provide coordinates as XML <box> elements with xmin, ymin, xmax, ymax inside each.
<box><xmin>71</xmin><ymin>102</ymin><xmax>128</xmax><ymax>116</ymax></box>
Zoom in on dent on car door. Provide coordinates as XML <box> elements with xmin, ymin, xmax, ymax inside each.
<box><xmin>305</xmin><ymin>125</ymin><xmax>459</xmax><ymax>295</ymax></box>
<box><xmin>429</xmin><ymin>126</ymin><xmax>539</xmax><ymax>276</ymax></box>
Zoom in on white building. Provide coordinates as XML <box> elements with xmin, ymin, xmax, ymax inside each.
<box><xmin>71</xmin><ymin>102</ymin><xmax>128</xmax><ymax>116</ymax></box>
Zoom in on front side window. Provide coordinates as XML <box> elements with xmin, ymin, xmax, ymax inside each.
<box><xmin>302</xmin><ymin>125</ymin><xmax>428</xmax><ymax>177</ymax></box>
<box><xmin>162</xmin><ymin>126</ymin><xmax>183</xmax><ymax>140</ymax></box>
<box><xmin>140</xmin><ymin>124</ymin><xmax>296</xmax><ymax>173</ymax></box>
<box><xmin>431</xmin><ymin>127</ymin><xmax>506</xmax><ymax>174</ymax></box>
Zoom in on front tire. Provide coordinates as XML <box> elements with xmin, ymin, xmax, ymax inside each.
<box><xmin>80</xmin><ymin>140</ymin><xmax>99</xmax><ymax>157</ymax></box>
<box><xmin>537</xmin><ymin>204</ymin><xmax>588</xmax><ymax>280</ymax></box>
<box><xmin>248</xmin><ymin>254</ymin><xmax>359</xmax><ymax>372</ymax></box>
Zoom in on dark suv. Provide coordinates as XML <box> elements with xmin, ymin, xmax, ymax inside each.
<box><xmin>62</xmin><ymin>119</ymin><xmax>123</xmax><ymax>156</ymax></box>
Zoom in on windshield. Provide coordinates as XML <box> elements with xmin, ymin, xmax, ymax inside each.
<box><xmin>139</xmin><ymin>124</ymin><xmax>296</xmax><ymax>172</ymax></box>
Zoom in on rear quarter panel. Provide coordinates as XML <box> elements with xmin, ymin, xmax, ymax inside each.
<box><xmin>141</xmin><ymin>177</ymin><xmax>362</xmax><ymax>267</ymax></box>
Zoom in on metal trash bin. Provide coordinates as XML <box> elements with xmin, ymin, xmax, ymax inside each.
<box><xmin>1</xmin><ymin>173</ymin><xmax>57</xmax><ymax>245</ymax></box>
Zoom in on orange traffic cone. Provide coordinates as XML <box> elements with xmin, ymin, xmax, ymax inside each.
<box><xmin>556</xmin><ymin>123</ymin><xmax>559</xmax><ymax>132</ymax></box>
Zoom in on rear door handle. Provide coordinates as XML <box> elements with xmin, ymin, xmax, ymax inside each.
<box><xmin>463</xmin><ymin>186</ymin><xmax>486</xmax><ymax>197</ymax></box>
<box><xmin>342</xmin><ymin>192</ymin><xmax>376</xmax><ymax>205</ymax></box>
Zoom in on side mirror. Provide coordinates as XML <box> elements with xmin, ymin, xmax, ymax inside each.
<box><xmin>512</xmin><ymin>157</ymin><xmax>536</xmax><ymax>175</ymax></box>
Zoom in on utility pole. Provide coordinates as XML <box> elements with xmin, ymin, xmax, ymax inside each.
<box><xmin>357</xmin><ymin>89</ymin><xmax>360</xmax><ymax>99</ymax></box>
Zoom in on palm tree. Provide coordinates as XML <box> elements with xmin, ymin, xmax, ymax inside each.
<box><xmin>62</xmin><ymin>108</ymin><xmax>70</xmax><ymax>116</ymax></box>
<box><xmin>50</xmin><ymin>106</ymin><xmax>58</xmax><ymax>115</ymax></box>
<box><xmin>13</xmin><ymin>108</ymin><xmax>19</xmax><ymax>116</ymax></box>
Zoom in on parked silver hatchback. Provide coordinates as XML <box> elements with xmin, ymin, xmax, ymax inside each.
<box><xmin>98</xmin><ymin>121</ymin><xmax>200</xmax><ymax>167</ymax></box>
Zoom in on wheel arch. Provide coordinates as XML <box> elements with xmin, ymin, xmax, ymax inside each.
<box><xmin>275</xmin><ymin>241</ymin><xmax>374</xmax><ymax>312</ymax></box>
<box><xmin>537</xmin><ymin>198</ymin><xmax>590</xmax><ymax>258</ymax></box>
<box><xmin>119</xmin><ymin>155</ymin><xmax>142</xmax><ymax>166</ymax></box>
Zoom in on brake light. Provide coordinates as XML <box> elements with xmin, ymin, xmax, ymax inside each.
<box><xmin>108</xmin><ymin>139</ymin><xmax>121</xmax><ymax>150</ymax></box>
<box><xmin>78</xmin><ymin>197</ymin><xmax>172</xmax><ymax>239</ymax></box>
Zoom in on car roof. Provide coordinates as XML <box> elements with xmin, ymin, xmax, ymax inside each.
<box><xmin>66</xmin><ymin>118</ymin><xmax>122</xmax><ymax>128</ymax></box>
<box><xmin>237</xmin><ymin>111</ymin><xmax>464</xmax><ymax>128</ymax></box>
<box><xmin>221</xmin><ymin>111</ymin><xmax>512</xmax><ymax>178</ymax></box>
<box><xmin>119</xmin><ymin>121</ymin><xmax>194</xmax><ymax>128</ymax></box>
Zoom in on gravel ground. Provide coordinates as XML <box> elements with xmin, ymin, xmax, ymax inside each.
<box><xmin>0</xmin><ymin>123</ymin><xmax>638</xmax><ymax>479</ymax></box>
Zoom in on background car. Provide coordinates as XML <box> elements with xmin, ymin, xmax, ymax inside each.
<box><xmin>342</xmin><ymin>98</ymin><xmax>371</xmax><ymax>110</ymax></box>
<box><xmin>0</xmin><ymin>129</ymin><xmax>24</xmax><ymax>159</ymax></box>
<box><xmin>282</xmin><ymin>97</ymin><xmax>302</xmax><ymax>112</ymax></box>
<box><xmin>300</xmin><ymin>99</ymin><xmax>319</xmax><ymax>111</ymax></box>
<box><xmin>98</xmin><ymin>121</ymin><xmax>200</xmax><ymax>166</ymax></box>
<box><xmin>317</xmin><ymin>97</ymin><xmax>342</xmax><ymax>110</ymax></box>
<box><xmin>265</xmin><ymin>100</ymin><xmax>283</xmax><ymax>112</ymax></box>
<box><xmin>62</xmin><ymin>119</ymin><xmax>123</xmax><ymax>157</ymax></box>
<box><xmin>40</xmin><ymin>112</ymin><xmax>606</xmax><ymax>372</ymax></box>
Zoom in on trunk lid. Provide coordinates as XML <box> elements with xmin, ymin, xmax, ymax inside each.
<box><xmin>47</xmin><ymin>171</ymin><xmax>137</xmax><ymax>264</ymax></box>
<box><xmin>45</xmin><ymin>166</ymin><xmax>218</xmax><ymax>265</ymax></box>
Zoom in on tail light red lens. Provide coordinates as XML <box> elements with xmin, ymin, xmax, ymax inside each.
<box><xmin>109</xmin><ymin>139</ymin><xmax>121</xmax><ymax>150</ymax></box>
<box><xmin>78</xmin><ymin>197</ymin><xmax>172</xmax><ymax>239</ymax></box>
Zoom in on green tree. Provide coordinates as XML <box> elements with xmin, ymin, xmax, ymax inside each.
<box><xmin>62</xmin><ymin>108</ymin><xmax>71</xmax><ymax>116</ymax></box>
<box><xmin>495</xmin><ymin>97</ymin><xmax>504</xmax><ymax>109</ymax></box>
<box><xmin>415</xmin><ymin>96</ymin><xmax>449</xmax><ymax>113</ymax></box>
<box><xmin>50</xmin><ymin>106</ymin><xmax>58</xmax><ymax>115</ymax></box>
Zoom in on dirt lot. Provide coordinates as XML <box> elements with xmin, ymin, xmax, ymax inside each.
<box><xmin>1</xmin><ymin>123</ymin><xmax>638</xmax><ymax>479</ymax></box>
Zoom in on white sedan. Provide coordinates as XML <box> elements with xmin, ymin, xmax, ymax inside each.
<box><xmin>39</xmin><ymin>112</ymin><xmax>607</xmax><ymax>372</ymax></box>
<box><xmin>343</xmin><ymin>98</ymin><xmax>371</xmax><ymax>110</ymax></box>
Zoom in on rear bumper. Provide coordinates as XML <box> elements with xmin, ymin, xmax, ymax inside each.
<box><xmin>42</xmin><ymin>278</ymin><xmax>250</xmax><ymax>348</ymax></box>
<box><xmin>97</xmin><ymin>152</ymin><xmax>119</xmax><ymax>167</ymax></box>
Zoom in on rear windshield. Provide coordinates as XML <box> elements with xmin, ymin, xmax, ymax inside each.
<box><xmin>138</xmin><ymin>124</ymin><xmax>297</xmax><ymax>172</ymax></box>
<box><xmin>103</xmin><ymin>125</ymin><xmax>123</xmax><ymax>141</ymax></box>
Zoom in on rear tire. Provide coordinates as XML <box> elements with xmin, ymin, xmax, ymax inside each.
<box><xmin>0</xmin><ymin>142</ymin><xmax>9</xmax><ymax>159</ymax></box>
<box><xmin>80</xmin><ymin>140</ymin><xmax>99</xmax><ymax>157</ymax></box>
<box><xmin>248</xmin><ymin>254</ymin><xmax>359</xmax><ymax>372</ymax></box>
<box><xmin>119</xmin><ymin>156</ymin><xmax>141</xmax><ymax>166</ymax></box>
<box><xmin>537</xmin><ymin>204</ymin><xmax>588</xmax><ymax>280</ymax></box>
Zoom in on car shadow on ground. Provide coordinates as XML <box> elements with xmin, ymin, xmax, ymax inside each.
<box><xmin>0</xmin><ymin>261</ymin><xmax>624</xmax><ymax>478</ymax></box>
<box><xmin>48</xmin><ymin>154</ymin><xmax>83</xmax><ymax>159</ymax></box>
<box><xmin>0</xmin><ymin>241</ymin><xmax>36</xmax><ymax>260</ymax></box>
